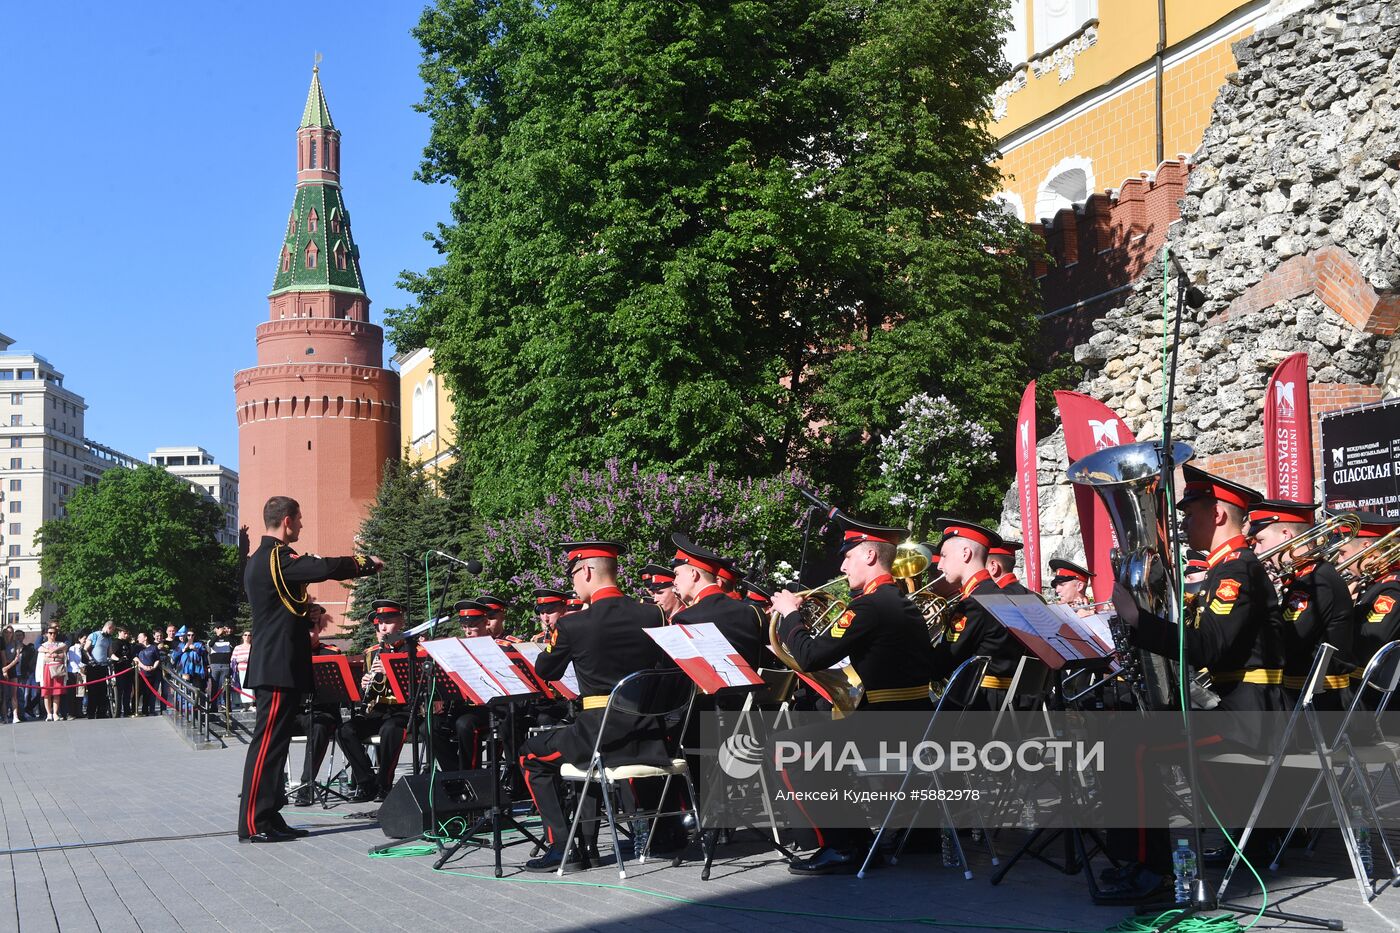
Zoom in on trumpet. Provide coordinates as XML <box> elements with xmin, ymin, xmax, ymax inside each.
<box><xmin>1253</xmin><ymin>512</ymin><xmax>1360</xmax><ymax>577</ymax></box>
<box><xmin>1336</xmin><ymin>526</ymin><xmax>1400</xmax><ymax>587</ymax></box>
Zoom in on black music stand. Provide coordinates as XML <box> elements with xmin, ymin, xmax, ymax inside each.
<box><xmin>298</xmin><ymin>654</ymin><xmax>361</xmax><ymax>806</ymax></box>
<box><xmin>431</xmin><ymin>693</ymin><xmax>546</xmax><ymax>875</ymax></box>
<box><xmin>968</xmin><ymin>596</ymin><xmax>1119</xmax><ymax>896</ymax></box>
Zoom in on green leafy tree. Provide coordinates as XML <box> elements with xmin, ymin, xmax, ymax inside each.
<box><xmin>26</xmin><ymin>466</ymin><xmax>238</xmax><ymax>637</ymax></box>
<box><xmin>345</xmin><ymin>457</ymin><xmax>478</xmax><ymax>649</ymax></box>
<box><xmin>390</xmin><ymin>0</ymin><xmax>1039</xmax><ymax>519</ymax></box>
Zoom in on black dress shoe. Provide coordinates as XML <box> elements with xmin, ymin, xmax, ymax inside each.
<box><xmin>349</xmin><ymin>786</ymin><xmax>376</xmax><ymax>804</ymax></box>
<box><xmin>291</xmin><ymin>792</ymin><xmax>313</xmax><ymax>808</ymax></box>
<box><xmin>239</xmin><ymin>830</ymin><xmax>297</xmax><ymax>844</ymax></box>
<box><xmin>1095</xmin><ymin>864</ymin><xmax>1169</xmax><ymax>905</ymax></box>
<box><xmin>1098</xmin><ymin>862</ymin><xmax>1137</xmax><ymax>885</ymax></box>
<box><xmin>788</xmin><ymin>847</ymin><xmax>860</xmax><ymax>876</ymax></box>
<box><xmin>523</xmin><ymin>848</ymin><xmax>589</xmax><ymax>874</ymax></box>
<box><xmin>273</xmin><ymin>821</ymin><xmax>310</xmax><ymax>838</ymax></box>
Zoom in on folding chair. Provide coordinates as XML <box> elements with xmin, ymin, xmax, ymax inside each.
<box><xmin>856</xmin><ymin>655</ymin><xmax>992</xmax><ymax>879</ymax></box>
<box><xmin>1202</xmin><ymin>642</ymin><xmax>1397</xmax><ymax>912</ymax></box>
<box><xmin>557</xmin><ymin>669</ymin><xmax>701</xmax><ymax>879</ymax></box>
<box><xmin>685</xmin><ymin>668</ymin><xmax>792</xmax><ymax>849</ymax></box>
<box><xmin>1270</xmin><ymin>640</ymin><xmax>1400</xmax><ymax>897</ymax></box>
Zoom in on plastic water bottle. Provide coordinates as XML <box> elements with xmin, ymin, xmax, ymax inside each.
<box><xmin>1020</xmin><ymin>797</ymin><xmax>1037</xmax><ymax>830</ymax></box>
<box><xmin>1350</xmin><ymin>803</ymin><xmax>1374</xmax><ymax>877</ymax></box>
<box><xmin>1172</xmin><ymin>838</ymin><xmax>1197</xmax><ymax>906</ymax></box>
<box><xmin>941</xmin><ymin>828</ymin><xmax>958</xmax><ymax>867</ymax></box>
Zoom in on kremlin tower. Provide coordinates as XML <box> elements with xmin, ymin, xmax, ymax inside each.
<box><xmin>235</xmin><ymin>68</ymin><xmax>399</xmax><ymax>616</ymax></box>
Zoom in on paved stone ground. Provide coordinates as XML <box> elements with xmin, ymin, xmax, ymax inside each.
<box><xmin>0</xmin><ymin>716</ymin><xmax>1396</xmax><ymax>932</ymax></box>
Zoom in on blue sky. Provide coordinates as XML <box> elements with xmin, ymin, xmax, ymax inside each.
<box><xmin>0</xmin><ymin>2</ymin><xmax>452</xmax><ymax>468</ymax></box>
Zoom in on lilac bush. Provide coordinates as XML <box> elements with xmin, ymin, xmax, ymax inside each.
<box><xmin>481</xmin><ymin>460</ymin><xmax>811</xmax><ymax>627</ymax></box>
<box><xmin>875</xmin><ymin>393</ymin><xmax>996</xmax><ymax>530</ymax></box>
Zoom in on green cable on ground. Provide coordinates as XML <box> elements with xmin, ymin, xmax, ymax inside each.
<box><xmin>1104</xmin><ymin>912</ymin><xmax>1244</xmax><ymax>933</ymax></box>
<box><xmin>365</xmin><ymin>818</ymin><xmax>1246</xmax><ymax>932</ymax></box>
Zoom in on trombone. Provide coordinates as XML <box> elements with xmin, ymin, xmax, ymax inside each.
<box><xmin>1336</xmin><ymin>525</ymin><xmax>1400</xmax><ymax>587</ymax></box>
<box><xmin>1252</xmin><ymin>512</ymin><xmax>1360</xmax><ymax>577</ymax></box>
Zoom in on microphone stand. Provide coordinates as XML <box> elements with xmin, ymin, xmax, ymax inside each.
<box><xmin>1153</xmin><ymin>243</ymin><xmax>1213</xmax><ymax>923</ymax></box>
<box><xmin>1154</xmin><ymin>249</ymin><xmax>1337</xmax><ymax>930</ymax></box>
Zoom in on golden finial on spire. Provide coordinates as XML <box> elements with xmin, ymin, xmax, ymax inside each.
<box><xmin>313</xmin><ymin>51</ymin><xmax>322</xmax><ymax>74</ymax></box>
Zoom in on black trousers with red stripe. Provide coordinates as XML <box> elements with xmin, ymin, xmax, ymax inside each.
<box><xmin>238</xmin><ymin>686</ymin><xmax>298</xmax><ymax>838</ymax></box>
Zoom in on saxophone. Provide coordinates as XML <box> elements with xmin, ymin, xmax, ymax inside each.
<box><xmin>361</xmin><ymin>648</ymin><xmax>392</xmax><ymax>713</ymax></box>
<box><xmin>1068</xmin><ymin>440</ymin><xmax>1194</xmax><ymax>711</ymax></box>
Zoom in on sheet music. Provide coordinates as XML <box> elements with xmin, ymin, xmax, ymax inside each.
<box><xmin>512</xmin><ymin>642</ymin><xmax>581</xmax><ymax>697</ymax></box>
<box><xmin>680</xmin><ymin>623</ymin><xmax>762</xmax><ymax>688</ymax></box>
<box><xmin>422</xmin><ymin>637</ymin><xmax>501</xmax><ymax>703</ymax></box>
<box><xmin>1073</xmin><ymin>612</ymin><xmax>1116</xmax><ymax>652</ymax></box>
<box><xmin>460</xmin><ymin>636</ymin><xmax>539</xmax><ymax>696</ymax></box>
<box><xmin>647</xmin><ymin>625</ymin><xmax>702</xmax><ymax>659</ymax></box>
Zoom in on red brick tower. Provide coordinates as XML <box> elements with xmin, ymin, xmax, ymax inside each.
<box><xmin>234</xmin><ymin>67</ymin><xmax>399</xmax><ymax>618</ymax></box>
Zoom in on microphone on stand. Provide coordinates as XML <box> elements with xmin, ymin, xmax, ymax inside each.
<box><xmin>1165</xmin><ymin>224</ymin><xmax>1208</xmax><ymax>308</ymax></box>
<box><xmin>430</xmin><ymin>550</ymin><xmax>483</xmax><ymax>574</ymax></box>
<box><xmin>407</xmin><ymin>615</ymin><xmax>450</xmax><ymax>638</ymax></box>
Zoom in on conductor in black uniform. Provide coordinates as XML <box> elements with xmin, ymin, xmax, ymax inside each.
<box><xmin>237</xmin><ymin>496</ymin><xmax>381</xmax><ymax>844</ymax></box>
<box><xmin>767</xmin><ymin>516</ymin><xmax>937</xmax><ymax>875</ymax></box>
<box><xmin>518</xmin><ymin>541</ymin><xmax>670</xmax><ymax>872</ymax></box>
<box><xmin>669</xmin><ymin>533</ymin><xmax>768</xmax><ymax>670</ymax></box>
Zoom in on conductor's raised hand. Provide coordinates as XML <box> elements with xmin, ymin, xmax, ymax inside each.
<box><xmin>368</xmin><ymin>556</ymin><xmax>384</xmax><ymax>572</ymax></box>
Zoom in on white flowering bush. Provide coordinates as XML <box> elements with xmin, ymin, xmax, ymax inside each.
<box><xmin>876</xmin><ymin>393</ymin><xmax>996</xmax><ymax>528</ymax></box>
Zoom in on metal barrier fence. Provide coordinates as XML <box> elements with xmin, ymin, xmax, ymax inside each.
<box><xmin>165</xmin><ymin>674</ymin><xmax>212</xmax><ymax>745</ymax></box>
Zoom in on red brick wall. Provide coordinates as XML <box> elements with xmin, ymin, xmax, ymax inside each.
<box><xmin>1036</xmin><ymin>158</ymin><xmax>1190</xmax><ymax>353</ymax></box>
<box><xmin>1214</xmin><ymin>245</ymin><xmax>1400</xmax><ymax>336</ymax></box>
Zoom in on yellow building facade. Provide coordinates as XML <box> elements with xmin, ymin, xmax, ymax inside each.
<box><xmin>396</xmin><ymin>347</ymin><xmax>458</xmax><ymax>473</ymax></box>
<box><xmin>992</xmin><ymin>0</ymin><xmax>1302</xmax><ymax>224</ymax></box>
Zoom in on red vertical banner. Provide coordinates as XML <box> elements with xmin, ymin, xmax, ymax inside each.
<box><xmin>1016</xmin><ymin>382</ymin><xmax>1042</xmax><ymax>594</ymax></box>
<box><xmin>1054</xmin><ymin>391</ymin><xmax>1138</xmax><ymax>597</ymax></box>
<box><xmin>1264</xmin><ymin>352</ymin><xmax>1313</xmax><ymax>501</ymax></box>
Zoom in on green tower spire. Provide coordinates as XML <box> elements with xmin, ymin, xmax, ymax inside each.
<box><xmin>300</xmin><ymin>65</ymin><xmax>335</xmax><ymax>129</ymax></box>
<box><xmin>271</xmin><ymin>69</ymin><xmax>364</xmax><ymax>298</ymax></box>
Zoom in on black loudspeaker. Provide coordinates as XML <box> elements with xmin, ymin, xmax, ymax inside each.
<box><xmin>378</xmin><ymin>770</ymin><xmax>494</xmax><ymax>839</ymax></box>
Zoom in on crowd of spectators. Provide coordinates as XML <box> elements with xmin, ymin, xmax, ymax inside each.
<box><xmin>0</xmin><ymin>622</ymin><xmax>250</xmax><ymax>723</ymax></box>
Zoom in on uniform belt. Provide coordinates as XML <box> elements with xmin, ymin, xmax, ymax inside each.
<box><xmin>1211</xmin><ymin>668</ymin><xmax>1283</xmax><ymax>685</ymax></box>
<box><xmin>864</xmin><ymin>684</ymin><xmax>931</xmax><ymax>704</ymax></box>
<box><xmin>581</xmin><ymin>695</ymin><xmax>610</xmax><ymax>710</ymax></box>
<box><xmin>980</xmin><ymin>675</ymin><xmax>1014</xmax><ymax>691</ymax></box>
<box><xmin>1282</xmin><ymin>674</ymin><xmax>1352</xmax><ymax>691</ymax></box>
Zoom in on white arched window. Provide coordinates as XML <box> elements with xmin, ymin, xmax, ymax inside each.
<box><xmin>990</xmin><ymin>191</ymin><xmax>1026</xmax><ymax>222</ymax></box>
<box><xmin>412</xmin><ymin>385</ymin><xmax>424</xmax><ymax>440</ymax></box>
<box><xmin>1035</xmin><ymin>156</ymin><xmax>1094</xmax><ymax>220</ymax></box>
<box><xmin>423</xmin><ymin>377</ymin><xmax>437</xmax><ymax>437</ymax></box>
<box><xmin>1034</xmin><ymin>0</ymin><xmax>1096</xmax><ymax>53</ymax></box>
<box><xmin>1001</xmin><ymin>0</ymin><xmax>1028</xmax><ymax>67</ymax></box>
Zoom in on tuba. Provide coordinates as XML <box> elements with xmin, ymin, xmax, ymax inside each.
<box><xmin>1068</xmin><ymin>440</ymin><xmax>1193</xmax><ymax>711</ymax></box>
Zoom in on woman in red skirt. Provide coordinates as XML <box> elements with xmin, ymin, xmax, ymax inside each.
<box><xmin>38</xmin><ymin>627</ymin><xmax>68</xmax><ymax>721</ymax></box>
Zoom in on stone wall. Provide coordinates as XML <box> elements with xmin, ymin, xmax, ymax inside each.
<box><xmin>1002</xmin><ymin>0</ymin><xmax>1400</xmax><ymax>566</ymax></box>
